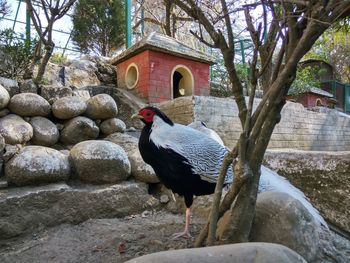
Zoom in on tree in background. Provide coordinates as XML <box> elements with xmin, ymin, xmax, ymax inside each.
<box><xmin>71</xmin><ymin>0</ymin><xmax>125</xmax><ymax>56</ymax></box>
<box><xmin>25</xmin><ymin>0</ymin><xmax>77</xmax><ymax>84</ymax></box>
<box><xmin>0</xmin><ymin>0</ymin><xmax>10</xmax><ymax>17</ymax></box>
<box><xmin>0</xmin><ymin>29</ymin><xmax>37</xmax><ymax>79</ymax></box>
<box><xmin>133</xmin><ymin>0</ymin><xmax>192</xmax><ymax>38</ymax></box>
<box><xmin>305</xmin><ymin>28</ymin><xmax>350</xmax><ymax>83</ymax></box>
<box><xmin>170</xmin><ymin>0</ymin><xmax>350</xmax><ymax>246</ymax></box>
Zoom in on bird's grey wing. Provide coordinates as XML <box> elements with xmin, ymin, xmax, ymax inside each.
<box><xmin>151</xmin><ymin>123</ymin><xmax>233</xmax><ymax>183</ymax></box>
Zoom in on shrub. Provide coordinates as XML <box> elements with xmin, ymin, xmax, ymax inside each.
<box><xmin>0</xmin><ymin>29</ymin><xmax>36</xmax><ymax>80</ymax></box>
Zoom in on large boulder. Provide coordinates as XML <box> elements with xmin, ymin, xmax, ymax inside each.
<box><xmin>125</xmin><ymin>243</ymin><xmax>306</xmax><ymax>263</ymax></box>
<box><xmin>5</xmin><ymin>146</ymin><xmax>70</xmax><ymax>186</ymax></box>
<box><xmin>8</xmin><ymin>93</ymin><xmax>51</xmax><ymax>117</ymax></box>
<box><xmin>40</xmin><ymin>85</ymin><xmax>73</xmax><ymax>104</ymax></box>
<box><xmin>0</xmin><ymin>114</ymin><xmax>33</xmax><ymax>144</ymax></box>
<box><xmin>52</xmin><ymin>96</ymin><xmax>87</xmax><ymax>119</ymax></box>
<box><xmin>250</xmin><ymin>192</ymin><xmax>321</xmax><ymax>262</ymax></box>
<box><xmin>216</xmin><ymin>192</ymin><xmax>321</xmax><ymax>263</ymax></box>
<box><xmin>85</xmin><ymin>94</ymin><xmax>118</xmax><ymax>120</ymax></box>
<box><xmin>104</xmin><ymin>132</ymin><xmax>139</xmax><ymax>153</ymax></box>
<box><xmin>0</xmin><ymin>84</ymin><xmax>10</xmax><ymax>109</ymax></box>
<box><xmin>100</xmin><ymin>118</ymin><xmax>126</xmax><ymax>134</ymax></box>
<box><xmin>264</xmin><ymin>149</ymin><xmax>350</xmax><ymax>234</ymax></box>
<box><xmin>129</xmin><ymin>150</ymin><xmax>159</xmax><ymax>183</ymax></box>
<box><xmin>70</xmin><ymin>140</ymin><xmax>131</xmax><ymax>184</ymax></box>
<box><xmin>29</xmin><ymin>116</ymin><xmax>59</xmax><ymax>146</ymax></box>
<box><xmin>104</xmin><ymin>133</ymin><xmax>159</xmax><ymax>183</ymax></box>
<box><xmin>60</xmin><ymin>116</ymin><xmax>99</xmax><ymax>145</ymax></box>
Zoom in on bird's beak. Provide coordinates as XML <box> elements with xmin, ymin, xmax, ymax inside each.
<box><xmin>131</xmin><ymin>113</ymin><xmax>143</xmax><ymax>120</ymax></box>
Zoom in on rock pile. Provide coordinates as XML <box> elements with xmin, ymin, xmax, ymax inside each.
<box><xmin>0</xmin><ymin>81</ymin><xmax>158</xmax><ymax>188</ymax></box>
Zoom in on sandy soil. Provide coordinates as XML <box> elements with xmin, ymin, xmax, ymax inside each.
<box><xmin>0</xmin><ymin>210</ymin><xmax>205</xmax><ymax>263</ymax></box>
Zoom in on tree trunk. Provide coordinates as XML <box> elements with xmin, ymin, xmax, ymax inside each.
<box><xmin>218</xmin><ymin>161</ymin><xmax>260</xmax><ymax>243</ymax></box>
<box><xmin>35</xmin><ymin>42</ymin><xmax>54</xmax><ymax>84</ymax></box>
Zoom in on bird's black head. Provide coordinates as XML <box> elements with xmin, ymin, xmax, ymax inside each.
<box><xmin>133</xmin><ymin>106</ymin><xmax>174</xmax><ymax>126</ymax></box>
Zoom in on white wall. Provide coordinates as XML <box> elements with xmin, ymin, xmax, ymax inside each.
<box><xmin>159</xmin><ymin>96</ymin><xmax>350</xmax><ymax>151</ymax></box>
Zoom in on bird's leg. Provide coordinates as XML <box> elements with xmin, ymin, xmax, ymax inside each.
<box><xmin>172</xmin><ymin>208</ymin><xmax>192</xmax><ymax>239</ymax></box>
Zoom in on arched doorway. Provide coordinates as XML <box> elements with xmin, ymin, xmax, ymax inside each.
<box><xmin>171</xmin><ymin>65</ymin><xmax>194</xmax><ymax>99</ymax></box>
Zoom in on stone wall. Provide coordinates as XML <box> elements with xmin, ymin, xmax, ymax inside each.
<box><xmin>264</xmin><ymin>149</ymin><xmax>350</xmax><ymax>234</ymax></box>
<box><xmin>159</xmin><ymin>96</ymin><xmax>350</xmax><ymax>151</ymax></box>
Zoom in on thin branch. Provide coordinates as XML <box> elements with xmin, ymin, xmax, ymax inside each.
<box><xmin>189</xmin><ymin>29</ymin><xmax>217</xmax><ymax>48</ymax></box>
<box><xmin>207</xmin><ymin>152</ymin><xmax>234</xmax><ymax>246</ymax></box>
<box><xmin>220</xmin><ymin>0</ymin><xmax>234</xmax><ymax>50</ymax></box>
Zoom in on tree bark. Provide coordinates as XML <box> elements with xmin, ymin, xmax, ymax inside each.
<box><xmin>35</xmin><ymin>42</ymin><xmax>54</xmax><ymax>84</ymax></box>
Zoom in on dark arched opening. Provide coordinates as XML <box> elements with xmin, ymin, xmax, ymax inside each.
<box><xmin>173</xmin><ymin>71</ymin><xmax>184</xmax><ymax>99</ymax></box>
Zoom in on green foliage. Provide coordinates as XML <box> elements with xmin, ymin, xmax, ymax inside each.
<box><xmin>304</xmin><ymin>27</ymin><xmax>350</xmax><ymax>83</ymax></box>
<box><xmin>210</xmin><ymin>60</ymin><xmax>250</xmax><ymax>97</ymax></box>
<box><xmin>289</xmin><ymin>66</ymin><xmax>321</xmax><ymax>95</ymax></box>
<box><xmin>0</xmin><ymin>29</ymin><xmax>36</xmax><ymax>80</ymax></box>
<box><xmin>50</xmin><ymin>53</ymin><xmax>68</xmax><ymax>65</ymax></box>
<box><xmin>72</xmin><ymin>0</ymin><xmax>125</xmax><ymax>56</ymax></box>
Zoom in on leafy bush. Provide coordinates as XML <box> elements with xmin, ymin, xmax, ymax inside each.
<box><xmin>289</xmin><ymin>66</ymin><xmax>322</xmax><ymax>95</ymax></box>
<box><xmin>0</xmin><ymin>29</ymin><xmax>36</xmax><ymax>80</ymax></box>
<box><xmin>49</xmin><ymin>53</ymin><xmax>68</xmax><ymax>65</ymax></box>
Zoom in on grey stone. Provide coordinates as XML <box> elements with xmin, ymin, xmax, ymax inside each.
<box><xmin>125</xmin><ymin>242</ymin><xmax>306</xmax><ymax>263</ymax></box>
<box><xmin>81</xmin><ymin>85</ymin><xmax>114</xmax><ymax>96</ymax></box>
<box><xmin>70</xmin><ymin>140</ymin><xmax>131</xmax><ymax>184</ymax></box>
<box><xmin>0</xmin><ymin>84</ymin><xmax>10</xmax><ymax>109</ymax></box>
<box><xmin>52</xmin><ymin>96</ymin><xmax>87</xmax><ymax>119</ymax></box>
<box><xmin>0</xmin><ymin>108</ymin><xmax>9</xmax><ymax>117</ymax></box>
<box><xmin>8</xmin><ymin>93</ymin><xmax>51</xmax><ymax>117</ymax></box>
<box><xmin>129</xmin><ymin>149</ymin><xmax>159</xmax><ymax>183</ymax></box>
<box><xmin>5</xmin><ymin>146</ymin><xmax>70</xmax><ymax>186</ymax></box>
<box><xmin>0</xmin><ymin>179</ymin><xmax>7</xmax><ymax>189</ymax></box>
<box><xmin>40</xmin><ymin>85</ymin><xmax>73</xmax><ymax>104</ymax></box>
<box><xmin>0</xmin><ymin>134</ymin><xmax>4</xmax><ymax>176</ymax></box>
<box><xmin>19</xmin><ymin>79</ymin><xmax>37</xmax><ymax>93</ymax></box>
<box><xmin>3</xmin><ymin>144</ymin><xmax>23</xmax><ymax>162</ymax></box>
<box><xmin>264</xmin><ymin>149</ymin><xmax>350</xmax><ymax>234</ymax></box>
<box><xmin>60</xmin><ymin>116</ymin><xmax>99</xmax><ymax>145</ymax></box>
<box><xmin>95</xmin><ymin>62</ymin><xmax>116</xmax><ymax>85</ymax></box>
<box><xmin>73</xmin><ymin>89</ymin><xmax>90</xmax><ymax>101</ymax></box>
<box><xmin>100</xmin><ymin>118</ymin><xmax>126</xmax><ymax>134</ymax></box>
<box><xmin>0</xmin><ymin>77</ymin><xmax>19</xmax><ymax>97</ymax></box>
<box><xmin>85</xmin><ymin>94</ymin><xmax>118</xmax><ymax>120</ymax></box>
<box><xmin>0</xmin><ymin>114</ymin><xmax>33</xmax><ymax>144</ymax></box>
<box><xmin>249</xmin><ymin>192</ymin><xmax>321</xmax><ymax>263</ymax></box>
<box><xmin>104</xmin><ymin>132</ymin><xmax>139</xmax><ymax>153</ymax></box>
<box><xmin>0</xmin><ymin>134</ymin><xmax>4</xmax><ymax>153</ymax></box>
<box><xmin>0</xmin><ymin>182</ymin><xmax>158</xmax><ymax>239</ymax></box>
<box><xmin>104</xmin><ymin>133</ymin><xmax>159</xmax><ymax>183</ymax></box>
<box><xmin>29</xmin><ymin>116</ymin><xmax>59</xmax><ymax>146</ymax></box>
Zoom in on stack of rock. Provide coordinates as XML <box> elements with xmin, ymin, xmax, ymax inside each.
<box><xmin>0</xmin><ymin>81</ymin><xmax>158</xmax><ymax>188</ymax></box>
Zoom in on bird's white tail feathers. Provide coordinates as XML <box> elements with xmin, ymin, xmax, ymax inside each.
<box><xmin>259</xmin><ymin>166</ymin><xmax>328</xmax><ymax>229</ymax></box>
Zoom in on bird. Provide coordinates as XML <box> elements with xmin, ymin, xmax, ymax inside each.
<box><xmin>132</xmin><ymin>106</ymin><xmax>327</xmax><ymax>238</ymax></box>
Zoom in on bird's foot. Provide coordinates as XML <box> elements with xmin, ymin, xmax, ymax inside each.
<box><xmin>172</xmin><ymin>230</ymin><xmax>192</xmax><ymax>239</ymax></box>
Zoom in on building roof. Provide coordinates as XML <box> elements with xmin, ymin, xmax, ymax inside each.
<box><xmin>307</xmin><ymin>86</ymin><xmax>334</xmax><ymax>97</ymax></box>
<box><xmin>288</xmin><ymin>85</ymin><xmax>334</xmax><ymax>98</ymax></box>
<box><xmin>111</xmin><ymin>32</ymin><xmax>216</xmax><ymax>65</ymax></box>
<box><xmin>300</xmin><ymin>58</ymin><xmax>333</xmax><ymax>69</ymax></box>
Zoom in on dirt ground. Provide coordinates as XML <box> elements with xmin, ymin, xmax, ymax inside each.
<box><xmin>0</xmin><ymin>210</ymin><xmax>205</xmax><ymax>263</ymax></box>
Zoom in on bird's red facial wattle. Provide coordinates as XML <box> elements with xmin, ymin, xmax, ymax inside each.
<box><xmin>137</xmin><ymin>108</ymin><xmax>156</xmax><ymax>123</ymax></box>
